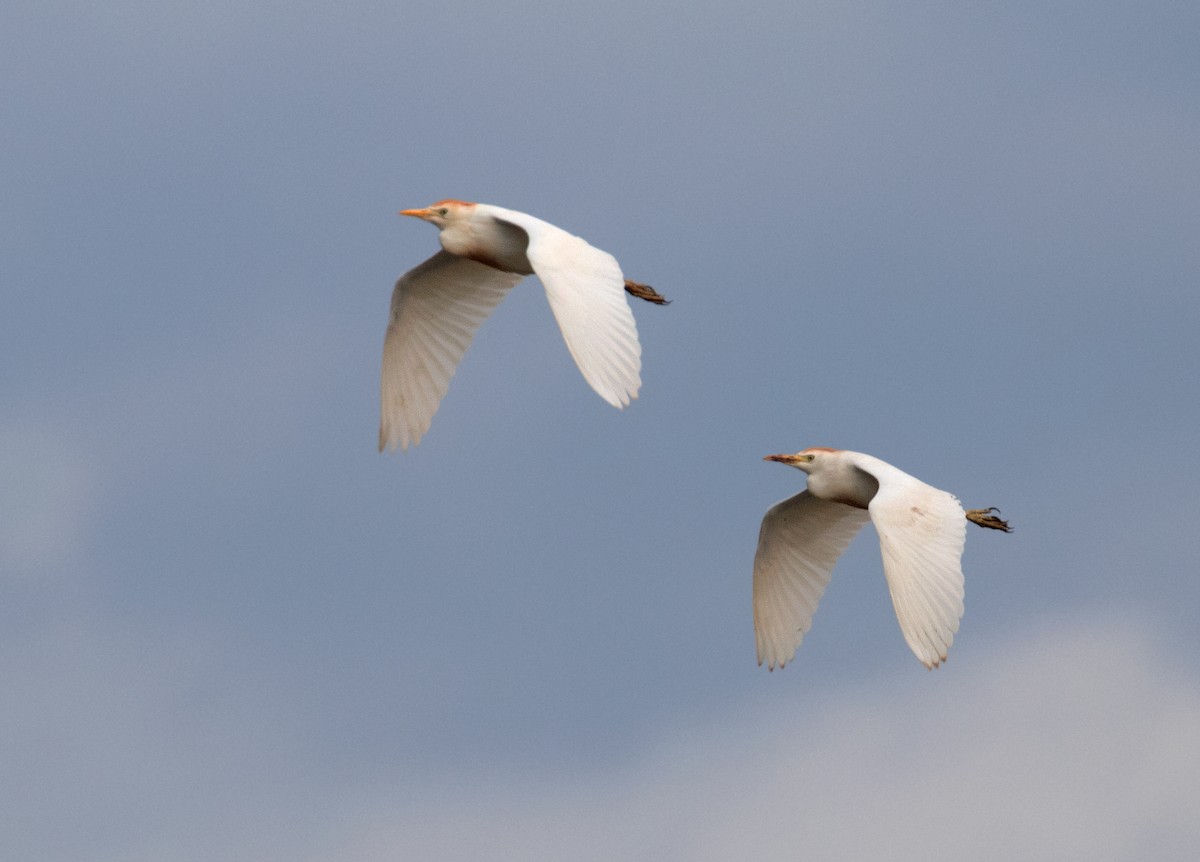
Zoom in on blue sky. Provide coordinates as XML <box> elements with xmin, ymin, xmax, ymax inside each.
<box><xmin>3</xmin><ymin>1</ymin><xmax>1199</xmax><ymax>859</ymax></box>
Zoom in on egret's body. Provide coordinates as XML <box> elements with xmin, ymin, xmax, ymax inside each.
<box><xmin>753</xmin><ymin>447</ymin><xmax>1010</xmax><ymax>670</ymax></box>
<box><xmin>379</xmin><ymin>200</ymin><xmax>666</xmax><ymax>452</ymax></box>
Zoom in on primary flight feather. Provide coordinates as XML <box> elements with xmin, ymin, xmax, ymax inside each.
<box><xmin>380</xmin><ymin>200</ymin><xmax>668</xmax><ymax>452</ymax></box>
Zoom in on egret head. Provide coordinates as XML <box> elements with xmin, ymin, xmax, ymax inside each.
<box><xmin>399</xmin><ymin>199</ymin><xmax>475</xmax><ymax>228</ymax></box>
<box><xmin>763</xmin><ymin>447</ymin><xmax>839</xmax><ymax>474</ymax></box>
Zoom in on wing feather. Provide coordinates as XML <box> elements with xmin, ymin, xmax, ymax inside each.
<box><xmin>379</xmin><ymin>251</ymin><xmax>523</xmax><ymax>451</ymax></box>
<box><xmin>485</xmin><ymin>207</ymin><xmax>642</xmax><ymax>408</ymax></box>
<box><xmin>857</xmin><ymin>456</ymin><xmax>968</xmax><ymax>669</ymax></box>
<box><xmin>752</xmin><ymin>491</ymin><xmax>871</xmax><ymax>670</ymax></box>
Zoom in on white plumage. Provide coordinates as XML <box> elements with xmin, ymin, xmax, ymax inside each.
<box><xmin>380</xmin><ymin>200</ymin><xmax>663</xmax><ymax>451</ymax></box>
<box><xmin>754</xmin><ymin>447</ymin><xmax>1009</xmax><ymax>670</ymax></box>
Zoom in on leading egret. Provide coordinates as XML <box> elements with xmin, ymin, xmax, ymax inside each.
<box><xmin>380</xmin><ymin>200</ymin><xmax>668</xmax><ymax>452</ymax></box>
<box><xmin>753</xmin><ymin>447</ymin><xmax>1010</xmax><ymax>670</ymax></box>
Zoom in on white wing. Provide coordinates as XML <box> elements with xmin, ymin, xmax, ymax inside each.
<box><xmin>485</xmin><ymin>206</ymin><xmax>642</xmax><ymax>408</ymax></box>
<box><xmin>379</xmin><ymin>250</ymin><xmax>523</xmax><ymax>451</ymax></box>
<box><xmin>753</xmin><ymin>490</ymin><xmax>871</xmax><ymax>670</ymax></box>
<box><xmin>855</xmin><ymin>454</ymin><xmax>967</xmax><ymax>669</ymax></box>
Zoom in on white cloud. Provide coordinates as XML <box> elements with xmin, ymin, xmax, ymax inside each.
<box><xmin>3</xmin><ymin>589</ymin><xmax>1196</xmax><ymax>862</ymax></box>
<box><xmin>328</xmin><ymin>614</ymin><xmax>1200</xmax><ymax>862</ymax></box>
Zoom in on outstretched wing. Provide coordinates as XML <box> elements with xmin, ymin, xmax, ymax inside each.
<box><xmin>486</xmin><ymin>206</ymin><xmax>642</xmax><ymax>408</ymax></box>
<box><xmin>379</xmin><ymin>250</ymin><xmax>523</xmax><ymax>451</ymax></box>
<box><xmin>753</xmin><ymin>490</ymin><xmax>871</xmax><ymax>670</ymax></box>
<box><xmin>856</xmin><ymin>455</ymin><xmax>967</xmax><ymax>669</ymax></box>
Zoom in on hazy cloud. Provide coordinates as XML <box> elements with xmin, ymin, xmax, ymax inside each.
<box><xmin>5</xmin><ymin>613</ymin><xmax>1194</xmax><ymax>861</ymax></box>
<box><xmin>327</xmin><ymin>615</ymin><xmax>1200</xmax><ymax>862</ymax></box>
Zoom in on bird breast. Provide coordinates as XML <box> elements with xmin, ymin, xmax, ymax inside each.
<box><xmin>440</xmin><ymin>217</ymin><xmax>534</xmax><ymax>275</ymax></box>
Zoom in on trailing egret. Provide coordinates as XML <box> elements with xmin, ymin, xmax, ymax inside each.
<box><xmin>754</xmin><ymin>447</ymin><xmax>1010</xmax><ymax>670</ymax></box>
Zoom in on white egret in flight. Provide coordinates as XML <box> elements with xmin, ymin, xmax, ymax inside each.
<box><xmin>754</xmin><ymin>447</ymin><xmax>1010</xmax><ymax>670</ymax></box>
<box><xmin>380</xmin><ymin>200</ymin><xmax>667</xmax><ymax>451</ymax></box>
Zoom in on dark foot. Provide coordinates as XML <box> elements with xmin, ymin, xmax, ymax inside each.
<box><xmin>624</xmin><ymin>280</ymin><xmax>670</xmax><ymax>305</ymax></box>
<box><xmin>965</xmin><ymin>508</ymin><xmax>1012</xmax><ymax>532</ymax></box>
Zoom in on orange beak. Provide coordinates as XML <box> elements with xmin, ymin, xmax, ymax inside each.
<box><xmin>764</xmin><ymin>453</ymin><xmax>803</xmax><ymax>465</ymax></box>
<box><xmin>399</xmin><ymin>207</ymin><xmax>430</xmax><ymax>219</ymax></box>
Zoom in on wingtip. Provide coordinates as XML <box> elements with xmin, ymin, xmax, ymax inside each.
<box><xmin>598</xmin><ymin>385</ymin><xmax>638</xmax><ymax>410</ymax></box>
<box><xmin>378</xmin><ymin>429</ymin><xmax>410</xmax><ymax>453</ymax></box>
<box><xmin>921</xmin><ymin>652</ymin><xmax>948</xmax><ymax>670</ymax></box>
<box><xmin>759</xmin><ymin>652</ymin><xmax>788</xmax><ymax>672</ymax></box>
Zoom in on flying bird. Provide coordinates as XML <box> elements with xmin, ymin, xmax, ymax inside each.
<box><xmin>379</xmin><ymin>200</ymin><xmax>668</xmax><ymax>452</ymax></box>
<box><xmin>753</xmin><ymin>447</ymin><xmax>1010</xmax><ymax>670</ymax></box>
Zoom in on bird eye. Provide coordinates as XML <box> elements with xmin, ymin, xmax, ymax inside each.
<box><xmin>437</xmin><ymin>208</ymin><xmax>449</xmax><ymax>216</ymax></box>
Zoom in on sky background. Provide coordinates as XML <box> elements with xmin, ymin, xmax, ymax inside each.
<box><xmin>4</xmin><ymin>1</ymin><xmax>1200</xmax><ymax>859</ymax></box>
